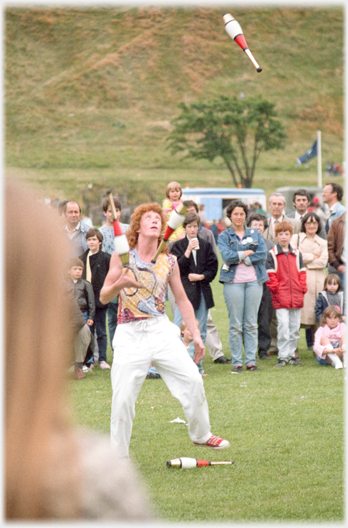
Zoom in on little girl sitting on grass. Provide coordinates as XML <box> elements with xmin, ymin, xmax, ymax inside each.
<box><xmin>313</xmin><ymin>306</ymin><xmax>346</xmax><ymax>369</ymax></box>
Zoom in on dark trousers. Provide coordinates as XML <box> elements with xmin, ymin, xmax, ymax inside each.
<box><xmin>107</xmin><ymin>298</ymin><xmax>119</xmax><ymax>351</ymax></box>
<box><xmin>91</xmin><ymin>306</ymin><xmax>108</xmax><ymax>362</ymax></box>
<box><xmin>257</xmin><ymin>283</ymin><xmax>274</xmax><ymax>357</ymax></box>
<box><xmin>305</xmin><ymin>327</ymin><xmax>314</xmax><ymax>348</ymax></box>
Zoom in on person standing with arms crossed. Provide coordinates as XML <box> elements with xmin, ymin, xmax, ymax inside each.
<box><xmin>100</xmin><ymin>203</ymin><xmax>230</xmax><ymax>459</ymax></box>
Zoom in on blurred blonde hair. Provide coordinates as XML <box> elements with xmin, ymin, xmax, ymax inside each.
<box><xmin>5</xmin><ymin>180</ymin><xmax>80</xmax><ymax>518</ymax></box>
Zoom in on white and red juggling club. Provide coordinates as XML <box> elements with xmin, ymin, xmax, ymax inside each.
<box><xmin>223</xmin><ymin>13</ymin><xmax>262</xmax><ymax>73</ymax></box>
<box><xmin>107</xmin><ymin>191</ymin><xmax>130</xmax><ymax>266</ymax></box>
<box><xmin>167</xmin><ymin>457</ymin><xmax>235</xmax><ymax>469</ymax></box>
<box><xmin>151</xmin><ymin>201</ymin><xmax>189</xmax><ymax>263</ymax></box>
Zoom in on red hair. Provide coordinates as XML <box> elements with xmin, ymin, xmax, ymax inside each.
<box><xmin>127</xmin><ymin>203</ymin><xmax>168</xmax><ymax>252</ymax></box>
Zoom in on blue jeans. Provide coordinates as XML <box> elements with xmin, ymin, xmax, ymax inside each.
<box><xmin>91</xmin><ymin>307</ymin><xmax>108</xmax><ymax>363</ymax></box>
<box><xmin>174</xmin><ymin>292</ymin><xmax>208</xmax><ymax>344</ymax></box>
<box><xmin>107</xmin><ymin>297</ymin><xmax>119</xmax><ymax>351</ymax></box>
<box><xmin>223</xmin><ymin>281</ymin><xmax>263</xmax><ymax>367</ymax></box>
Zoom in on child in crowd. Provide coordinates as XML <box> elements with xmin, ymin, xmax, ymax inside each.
<box><xmin>99</xmin><ymin>197</ymin><xmax>129</xmax><ymax>352</ymax></box>
<box><xmin>313</xmin><ymin>306</ymin><xmax>346</xmax><ymax>369</ymax></box>
<box><xmin>66</xmin><ymin>258</ymin><xmax>96</xmax><ymax>379</ymax></box>
<box><xmin>181</xmin><ymin>320</ymin><xmax>207</xmax><ymax>376</ymax></box>
<box><xmin>315</xmin><ymin>273</ymin><xmax>345</xmax><ymax>322</ymax></box>
<box><xmin>162</xmin><ymin>181</ymin><xmax>184</xmax><ymax>242</ymax></box>
<box><xmin>100</xmin><ymin>197</ymin><xmax>129</xmax><ymax>255</ymax></box>
<box><xmin>79</xmin><ymin>228</ymin><xmax>111</xmax><ymax>369</ymax></box>
<box><xmin>66</xmin><ymin>258</ymin><xmax>96</xmax><ymax>327</ymax></box>
<box><xmin>266</xmin><ymin>221</ymin><xmax>307</xmax><ymax>367</ymax></box>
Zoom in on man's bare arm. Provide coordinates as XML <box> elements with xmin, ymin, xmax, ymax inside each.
<box><xmin>169</xmin><ymin>263</ymin><xmax>205</xmax><ymax>364</ymax></box>
<box><xmin>100</xmin><ymin>252</ymin><xmax>142</xmax><ymax>304</ymax></box>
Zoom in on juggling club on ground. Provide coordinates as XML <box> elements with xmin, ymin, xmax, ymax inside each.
<box><xmin>223</xmin><ymin>13</ymin><xmax>262</xmax><ymax>73</ymax></box>
<box><xmin>107</xmin><ymin>190</ymin><xmax>130</xmax><ymax>267</ymax></box>
<box><xmin>167</xmin><ymin>457</ymin><xmax>235</xmax><ymax>469</ymax></box>
<box><xmin>151</xmin><ymin>201</ymin><xmax>190</xmax><ymax>263</ymax></box>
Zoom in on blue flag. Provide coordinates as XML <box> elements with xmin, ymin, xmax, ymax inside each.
<box><xmin>296</xmin><ymin>140</ymin><xmax>318</xmax><ymax>165</ymax></box>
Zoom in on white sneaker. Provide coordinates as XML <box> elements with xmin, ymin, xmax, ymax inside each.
<box><xmin>99</xmin><ymin>360</ymin><xmax>111</xmax><ymax>370</ymax></box>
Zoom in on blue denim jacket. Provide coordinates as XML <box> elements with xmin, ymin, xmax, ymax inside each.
<box><xmin>218</xmin><ymin>226</ymin><xmax>269</xmax><ymax>284</ymax></box>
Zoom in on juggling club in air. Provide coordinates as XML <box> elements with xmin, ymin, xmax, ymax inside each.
<box><xmin>107</xmin><ymin>190</ymin><xmax>130</xmax><ymax>267</ymax></box>
<box><xmin>151</xmin><ymin>201</ymin><xmax>190</xmax><ymax>263</ymax></box>
<box><xmin>167</xmin><ymin>457</ymin><xmax>235</xmax><ymax>469</ymax></box>
<box><xmin>223</xmin><ymin>13</ymin><xmax>262</xmax><ymax>73</ymax></box>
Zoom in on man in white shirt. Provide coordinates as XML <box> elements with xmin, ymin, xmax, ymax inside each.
<box><xmin>322</xmin><ymin>182</ymin><xmax>346</xmax><ymax>234</ymax></box>
<box><xmin>63</xmin><ymin>201</ymin><xmax>89</xmax><ymax>257</ymax></box>
<box><xmin>288</xmin><ymin>189</ymin><xmax>326</xmax><ymax>239</ymax></box>
<box><xmin>263</xmin><ymin>193</ymin><xmax>300</xmax><ymax>244</ymax></box>
<box><xmin>287</xmin><ymin>189</ymin><xmax>311</xmax><ymax>222</ymax></box>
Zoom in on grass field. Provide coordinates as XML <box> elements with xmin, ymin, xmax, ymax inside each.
<box><xmin>5</xmin><ymin>6</ymin><xmax>344</xmax><ymax>209</ymax></box>
<box><xmin>68</xmin><ymin>272</ymin><xmax>345</xmax><ymax>523</ymax></box>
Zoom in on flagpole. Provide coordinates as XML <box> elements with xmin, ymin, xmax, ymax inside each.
<box><xmin>317</xmin><ymin>130</ymin><xmax>322</xmax><ymax>188</ymax></box>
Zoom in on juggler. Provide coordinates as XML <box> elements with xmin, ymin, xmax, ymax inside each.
<box><xmin>100</xmin><ymin>203</ymin><xmax>230</xmax><ymax>458</ymax></box>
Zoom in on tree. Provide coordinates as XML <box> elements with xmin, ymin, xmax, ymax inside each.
<box><xmin>166</xmin><ymin>95</ymin><xmax>287</xmax><ymax>188</ymax></box>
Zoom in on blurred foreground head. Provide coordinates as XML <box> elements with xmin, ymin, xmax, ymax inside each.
<box><xmin>5</xmin><ymin>180</ymin><xmax>76</xmax><ymax>518</ymax></box>
<box><xmin>5</xmin><ymin>180</ymin><xmax>153</xmax><ymax>520</ymax></box>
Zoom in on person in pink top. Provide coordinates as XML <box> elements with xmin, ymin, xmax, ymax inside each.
<box><xmin>313</xmin><ymin>306</ymin><xmax>346</xmax><ymax>369</ymax></box>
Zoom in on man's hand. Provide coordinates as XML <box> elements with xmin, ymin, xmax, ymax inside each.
<box><xmin>184</xmin><ymin>238</ymin><xmax>199</xmax><ymax>258</ymax></box>
<box><xmin>192</xmin><ymin>332</ymin><xmax>205</xmax><ymax>364</ymax></box>
<box><xmin>116</xmin><ymin>267</ymin><xmax>143</xmax><ymax>290</ymax></box>
<box><xmin>337</xmin><ymin>264</ymin><xmax>346</xmax><ymax>274</ymax></box>
<box><xmin>188</xmin><ymin>273</ymin><xmax>204</xmax><ymax>282</ymax></box>
<box><xmin>87</xmin><ymin>319</ymin><xmax>94</xmax><ymax>326</ymax></box>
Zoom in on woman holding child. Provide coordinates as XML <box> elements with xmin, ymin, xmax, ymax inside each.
<box><xmin>218</xmin><ymin>200</ymin><xmax>268</xmax><ymax>372</ymax></box>
<box><xmin>291</xmin><ymin>212</ymin><xmax>328</xmax><ymax>346</ymax></box>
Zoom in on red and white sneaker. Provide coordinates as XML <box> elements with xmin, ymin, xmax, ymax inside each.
<box><xmin>194</xmin><ymin>435</ymin><xmax>230</xmax><ymax>450</ymax></box>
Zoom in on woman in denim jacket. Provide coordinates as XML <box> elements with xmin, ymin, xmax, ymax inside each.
<box><xmin>218</xmin><ymin>201</ymin><xmax>269</xmax><ymax>372</ymax></box>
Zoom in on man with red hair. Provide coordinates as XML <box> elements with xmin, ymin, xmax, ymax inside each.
<box><xmin>100</xmin><ymin>203</ymin><xmax>230</xmax><ymax>458</ymax></box>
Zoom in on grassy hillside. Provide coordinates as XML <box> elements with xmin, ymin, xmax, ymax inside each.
<box><xmin>5</xmin><ymin>6</ymin><xmax>344</xmax><ymax>209</ymax></box>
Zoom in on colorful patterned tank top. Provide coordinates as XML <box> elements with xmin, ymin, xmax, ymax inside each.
<box><xmin>118</xmin><ymin>248</ymin><xmax>176</xmax><ymax>324</ymax></box>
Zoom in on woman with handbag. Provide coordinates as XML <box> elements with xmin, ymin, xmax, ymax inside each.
<box><xmin>291</xmin><ymin>211</ymin><xmax>328</xmax><ymax>350</ymax></box>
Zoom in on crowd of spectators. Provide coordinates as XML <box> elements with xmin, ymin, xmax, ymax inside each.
<box><xmin>46</xmin><ymin>182</ymin><xmax>346</xmax><ymax>376</ymax></box>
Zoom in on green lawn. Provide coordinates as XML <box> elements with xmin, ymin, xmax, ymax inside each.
<box><xmin>68</xmin><ymin>272</ymin><xmax>345</xmax><ymax>523</ymax></box>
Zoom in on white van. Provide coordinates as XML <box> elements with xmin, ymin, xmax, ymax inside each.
<box><xmin>181</xmin><ymin>187</ymin><xmax>267</xmax><ymax>223</ymax></box>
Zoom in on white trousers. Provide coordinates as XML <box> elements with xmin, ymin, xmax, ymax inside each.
<box><xmin>111</xmin><ymin>315</ymin><xmax>211</xmax><ymax>458</ymax></box>
<box><xmin>276</xmin><ymin>308</ymin><xmax>301</xmax><ymax>361</ymax></box>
